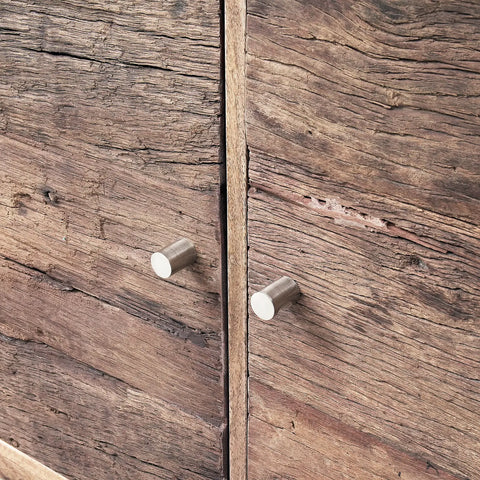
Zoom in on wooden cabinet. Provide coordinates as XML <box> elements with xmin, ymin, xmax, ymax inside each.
<box><xmin>1</xmin><ymin>1</ymin><xmax>480</xmax><ymax>479</ymax></box>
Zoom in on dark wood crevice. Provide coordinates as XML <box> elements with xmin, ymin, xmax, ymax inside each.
<box><xmin>1</xmin><ymin>254</ymin><xmax>219</xmax><ymax>344</ymax></box>
<box><xmin>249</xmin><ymin>184</ymin><xmax>450</xmax><ymax>253</ymax></box>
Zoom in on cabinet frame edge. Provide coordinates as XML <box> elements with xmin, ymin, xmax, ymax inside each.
<box><xmin>225</xmin><ymin>0</ymin><xmax>248</xmax><ymax>477</ymax></box>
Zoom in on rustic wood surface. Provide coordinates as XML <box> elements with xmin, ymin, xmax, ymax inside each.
<box><xmin>225</xmin><ymin>0</ymin><xmax>248</xmax><ymax>477</ymax></box>
<box><xmin>0</xmin><ymin>1</ymin><xmax>220</xmax><ymax>77</ymax></box>
<box><xmin>0</xmin><ymin>439</ymin><xmax>67</xmax><ymax>480</ymax></box>
<box><xmin>0</xmin><ymin>1</ymin><xmax>221</xmax><ymax>159</ymax></box>
<box><xmin>0</xmin><ymin>335</ymin><xmax>223</xmax><ymax>480</ymax></box>
<box><xmin>248</xmin><ymin>193</ymin><xmax>480</xmax><ymax>479</ymax></box>
<box><xmin>246</xmin><ymin>1</ymin><xmax>480</xmax><ymax>479</ymax></box>
<box><xmin>0</xmin><ymin>0</ymin><xmax>225</xmax><ymax>478</ymax></box>
<box><xmin>0</xmin><ymin>0</ymin><xmax>223</xmax><ymax>336</ymax></box>
<box><xmin>249</xmin><ymin>380</ymin><xmax>461</xmax><ymax>480</ymax></box>
<box><xmin>0</xmin><ymin>256</ymin><xmax>223</xmax><ymax>424</ymax></box>
<box><xmin>0</xmin><ymin>135</ymin><xmax>222</xmax><ymax>334</ymax></box>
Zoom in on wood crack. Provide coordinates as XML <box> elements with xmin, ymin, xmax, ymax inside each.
<box><xmin>249</xmin><ymin>185</ymin><xmax>449</xmax><ymax>254</ymax></box>
<box><xmin>1</xmin><ymin>255</ymin><xmax>218</xmax><ymax>346</ymax></box>
<box><xmin>20</xmin><ymin>46</ymin><xmax>218</xmax><ymax>82</ymax></box>
<box><xmin>23</xmin><ymin>8</ymin><xmax>220</xmax><ymax>46</ymax></box>
<box><xmin>0</xmin><ymin>332</ymin><xmax>142</xmax><ymax>396</ymax></box>
<box><xmin>92</xmin><ymin>143</ymin><xmax>221</xmax><ymax>162</ymax></box>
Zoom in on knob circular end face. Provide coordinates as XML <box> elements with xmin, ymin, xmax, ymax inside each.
<box><xmin>251</xmin><ymin>291</ymin><xmax>275</xmax><ymax>321</ymax></box>
<box><xmin>151</xmin><ymin>252</ymin><xmax>172</xmax><ymax>278</ymax></box>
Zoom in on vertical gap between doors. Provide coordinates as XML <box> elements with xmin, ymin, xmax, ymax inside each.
<box><xmin>218</xmin><ymin>0</ymin><xmax>230</xmax><ymax>477</ymax></box>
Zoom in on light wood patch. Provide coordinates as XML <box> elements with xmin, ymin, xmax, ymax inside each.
<box><xmin>226</xmin><ymin>0</ymin><xmax>248</xmax><ymax>478</ymax></box>
<box><xmin>0</xmin><ymin>440</ymin><xmax>67</xmax><ymax>480</ymax></box>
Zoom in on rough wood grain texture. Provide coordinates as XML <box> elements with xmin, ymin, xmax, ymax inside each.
<box><xmin>246</xmin><ymin>1</ymin><xmax>480</xmax><ymax>479</ymax></box>
<box><xmin>0</xmin><ymin>0</ymin><xmax>224</xmax><ymax>336</ymax></box>
<box><xmin>249</xmin><ymin>380</ymin><xmax>461</xmax><ymax>480</ymax></box>
<box><xmin>0</xmin><ymin>335</ymin><xmax>224</xmax><ymax>480</ymax></box>
<box><xmin>225</xmin><ymin>0</ymin><xmax>248</xmax><ymax>477</ymax></box>
<box><xmin>0</xmin><ymin>1</ymin><xmax>225</xmax><ymax>478</ymax></box>
<box><xmin>0</xmin><ymin>1</ymin><xmax>220</xmax><ymax>79</ymax></box>
<box><xmin>0</xmin><ymin>1</ymin><xmax>221</xmax><ymax>159</ymax></box>
<box><xmin>247</xmin><ymin>0</ymin><xmax>480</xmax><ymax>235</ymax></box>
<box><xmin>0</xmin><ymin>135</ymin><xmax>222</xmax><ymax>335</ymax></box>
<box><xmin>248</xmin><ymin>192</ymin><xmax>480</xmax><ymax>480</ymax></box>
<box><xmin>0</xmin><ymin>439</ymin><xmax>68</xmax><ymax>480</ymax></box>
<box><xmin>0</xmin><ymin>257</ymin><xmax>223</xmax><ymax>424</ymax></box>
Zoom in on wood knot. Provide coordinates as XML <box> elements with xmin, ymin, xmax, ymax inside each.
<box><xmin>400</xmin><ymin>254</ymin><xmax>428</xmax><ymax>272</ymax></box>
<box><xmin>385</xmin><ymin>89</ymin><xmax>402</xmax><ymax>109</ymax></box>
<box><xmin>41</xmin><ymin>187</ymin><xmax>59</xmax><ymax>205</ymax></box>
<box><xmin>9</xmin><ymin>437</ymin><xmax>19</xmax><ymax>448</ymax></box>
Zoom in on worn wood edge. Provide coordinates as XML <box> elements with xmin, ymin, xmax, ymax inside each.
<box><xmin>225</xmin><ymin>0</ymin><xmax>248</xmax><ymax>478</ymax></box>
<box><xmin>0</xmin><ymin>439</ymin><xmax>68</xmax><ymax>480</ymax></box>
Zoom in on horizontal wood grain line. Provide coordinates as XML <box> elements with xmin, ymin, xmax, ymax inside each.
<box><xmin>0</xmin><ymin>330</ymin><xmax>144</xmax><ymax>393</ymax></box>
<box><xmin>19</xmin><ymin>46</ymin><xmax>219</xmax><ymax>81</ymax></box>
<box><xmin>249</xmin><ymin>184</ymin><xmax>450</xmax><ymax>254</ymax></box>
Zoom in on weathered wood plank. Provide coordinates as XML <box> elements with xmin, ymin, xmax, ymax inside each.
<box><xmin>0</xmin><ymin>1</ymin><xmax>220</xmax><ymax>78</ymax></box>
<box><xmin>0</xmin><ymin>0</ymin><xmax>225</xmax><ymax>478</ymax></box>
<box><xmin>0</xmin><ymin>0</ymin><xmax>221</xmax><ymax>161</ymax></box>
<box><xmin>247</xmin><ymin>0</ymin><xmax>480</xmax><ymax>230</ymax></box>
<box><xmin>0</xmin><ymin>0</ymin><xmax>224</xmax><ymax>332</ymax></box>
<box><xmin>0</xmin><ymin>49</ymin><xmax>219</xmax><ymax>162</ymax></box>
<box><xmin>0</xmin><ymin>439</ymin><xmax>67</xmax><ymax>480</ymax></box>
<box><xmin>1</xmin><ymin>0</ymin><xmax>220</xmax><ymax>44</ymax></box>
<box><xmin>248</xmin><ymin>192</ymin><xmax>480</xmax><ymax>480</ymax></box>
<box><xmin>249</xmin><ymin>380</ymin><xmax>461</xmax><ymax>480</ymax></box>
<box><xmin>0</xmin><ymin>256</ymin><xmax>223</xmax><ymax>424</ymax></box>
<box><xmin>225</xmin><ymin>0</ymin><xmax>248</xmax><ymax>476</ymax></box>
<box><xmin>0</xmin><ymin>335</ymin><xmax>224</xmax><ymax>480</ymax></box>
<box><xmin>0</xmin><ymin>135</ymin><xmax>222</xmax><ymax>334</ymax></box>
<box><xmin>247</xmin><ymin>2</ymin><xmax>480</xmax><ymax>478</ymax></box>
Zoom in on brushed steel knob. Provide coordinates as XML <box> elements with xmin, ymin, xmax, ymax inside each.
<box><xmin>251</xmin><ymin>276</ymin><xmax>300</xmax><ymax>320</ymax></box>
<box><xmin>151</xmin><ymin>238</ymin><xmax>197</xmax><ymax>278</ymax></box>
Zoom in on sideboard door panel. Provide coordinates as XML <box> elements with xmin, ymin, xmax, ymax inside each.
<box><xmin>0</xmin><ymin>1</ymin><xmax>226</xmax><ymax>478</ymax></box>
<box><xmin>246</xmin><ymin>1</ymin><xmax>480</xmax><ymax>478</ymax></box>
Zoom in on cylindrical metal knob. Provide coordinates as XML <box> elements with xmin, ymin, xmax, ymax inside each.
<box><xmin>251</xmin><ymin>276</ymin><xmax>300</xmax><ymax>321</ymax></box>
<box><xmin>151</xmin><ymin>238</ymin><xmax>197</xmax><ymax>278</ymax></box>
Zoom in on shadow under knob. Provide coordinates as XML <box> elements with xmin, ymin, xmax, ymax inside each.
<box><xmin>151</xmin><ymin>238</ymin><xmax>197</xmax><ymax>278</ymax></box>
<box><xmin>251</xmin><ymin>276</ymin><xmax>300</xmax><ymax>321</ymax></box>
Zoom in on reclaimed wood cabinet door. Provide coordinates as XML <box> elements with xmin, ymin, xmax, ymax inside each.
<box><xmin>0</xmin><ymin>1</ymin><xmax>226</xmax><ymax>479</ymax></box>
<box><xmin>245</xmin><ymin>1</ymin><xmax>480</xmax><ymax>479</ymax></box>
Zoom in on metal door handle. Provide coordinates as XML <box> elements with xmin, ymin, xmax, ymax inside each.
<box><xmin>151</xmin><ymin>238</ymin><xmax>197</xmax><ymax>278</ymax></box>
<box><xmin>251</xmin><ymin>276</ymin><xmax>300</xmax><ymax>320</ymax></box>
